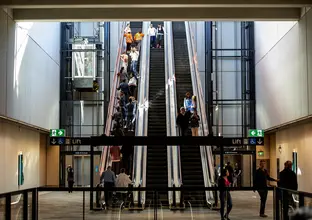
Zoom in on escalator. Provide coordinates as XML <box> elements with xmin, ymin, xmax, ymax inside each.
<box><xmin>172</xmin><ymin>22</ymin><xmax>205</xmax><ymax>206</ymax></box>
<box><xmin>146</xmin><ymin>22</ymin><xmax>168</xmax><ymax>204</ymax></box>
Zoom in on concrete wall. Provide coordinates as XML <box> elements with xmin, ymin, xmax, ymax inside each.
<box><xmin>0</xmin><ymin>9</ymin><xmax>60</xmax><ymax>130</ymax></box>
<box><xmin>255</xmin><ymin>9</ymin><xmax>312</xmax><ymax>129</ymax></box>
<box><xmin>0</xmin><ymin>118</ymin><xmax>48</xmax><ymax>193</ymax></box>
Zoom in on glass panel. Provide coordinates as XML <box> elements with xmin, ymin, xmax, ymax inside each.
<box><xmin>0</xmin><ymin>197</ymin><xmax>5</xmax><ymax>219</ymax></box>
<box><xmin>11</xmin><ymin>193</ymin><xmax>23</xmax><ymax>219</ymax></box>
<box><xmin>38</xmin><ymin>192</ymin><xmax>84</xmax><ymax>219</ymax></box>
<box><xmin>72</xmin><ymin>44</ymin><xmax>96</xmax><ymax>78</ymax></box>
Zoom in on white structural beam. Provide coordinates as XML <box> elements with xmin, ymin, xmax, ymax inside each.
<box><xmin>13</xmin><ymin>7</ymin><xmax>301</xmax><ymax>21</ymax></box>
<box><xmin>2</xmin><ymin>0</ymin><xmax>312</xmax><ymax>8</ymax></box>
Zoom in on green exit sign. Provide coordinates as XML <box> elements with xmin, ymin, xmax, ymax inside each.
<box><xmin>50</xmin><ymin>129</ymin><xmax>65</xmax><ymax>137</ymax></box>
<box><xmin>248</xmin><ymin>129</ymin><xmax>264</xmax><ymax>137</ymax></box>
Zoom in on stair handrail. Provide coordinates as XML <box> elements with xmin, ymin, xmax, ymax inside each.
<box><xmin>99</xmin><ymin>21</ymin><xmax>126</xmax><ymax>175</ymax></box>
<box><xmin>132</xmin><ymin>21</ymin><xmax>151</xmax><ymax>206</ymax></box>
<box><xmin>184</xmin><ymin>21</ymin><xmax>215</xmax><ymax>203</ymax></box>
<box><xmin>164</xmin><ymin>21</ymin><xmax>182</xmax><ymax>207</ymax></box>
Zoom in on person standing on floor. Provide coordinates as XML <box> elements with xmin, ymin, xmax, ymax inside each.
<box><xmin>225</xmin><ymin>162</ymin><xmax>234</xmax><ymax>184</ymax></box>
<box><xmin>219</xmin><ymin>169</ymin><xmax>233</xmax><ymax>220</ymax></box>
<box><xmin>67</xmin><ymin>165</ymin><xmax>74</xmax><ymax>193</ymax></box>
<box><xmin>254</xmin><ymin>160</ymin><xmax>278</xmax><ymax>218</ymax></box>
<box><xmin>134</xmin><ymin>29</ymin><xmax>144</xmax><ymax>51</ymax></box>
<box><xmin>124</xmin><ymin>31</ymin><xmax>133</xmax><ymax>53</ymax></box>
<box><xmin>100</xmin><ymin>166</ymin><xmax>116</xmax><ymax>207</ymax></box>
<box><xmin>279</xmin><ymin>160</ymin><xmax>298</xmax><ymax>220</ymax></box>
<box><xmin>148</xmin><ymin>24</ymin><xmax>157</xmax><ymax>48</ymax></box>
<box><xmin>156</xmin><ymin>24</ymin><xmax>165</xmax><ymax>48</ymax></box>
<box><xmin>190</xmin><ymin>110</ymin><xmax>200</xmax><ymax>136</ymax></box>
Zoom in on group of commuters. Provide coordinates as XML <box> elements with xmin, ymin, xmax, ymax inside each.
<box><xmin>217</xmin><ymin>160</ymin><xmax>298</xmax><ymax>220</ymax></box>
<box><xmin>176</xmin><ymin>92</ymin><xmax>199</xmax><ymax>136</ymax></box>
<box><xmin>100</xmin><ymin>166</ymin><xmax>133</xmax><ymax>207</ymax></box>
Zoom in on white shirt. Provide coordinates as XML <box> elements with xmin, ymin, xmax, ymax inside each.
<box><xmin>130</xmin><ymin>51</ymin><xmax>139</xmax><ymax>61</ymax></box>
<box><xmin>124</xmin><ymin>26</ymin><xmax>131</xmax><ymax>34</ymax></box>
<box><xmin>128</xmin><ymin>77</ymin><xmax>137</xmax><ymax>86</ymax></box>
<box><xmin>148</xmin><ymin>27</ymin><xmax>156</xmax><ymax>36</ymax></box>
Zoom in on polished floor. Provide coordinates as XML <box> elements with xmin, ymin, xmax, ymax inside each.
<box><xmin>4</xmin><ymin>191</ymin><xmax>273</xmax><ymax>219</ymax></box>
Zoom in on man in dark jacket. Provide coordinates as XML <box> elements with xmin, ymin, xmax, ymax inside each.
<box><xmin>117</xmin><ymin>79</ymin><xmax>129</xmax><ymax>103</ymax></box>
<box><xmin>254</xmin><ymin>160</ymin><xmax>278</xmax><ymax>217</ymax></box>
<box><xmin>176</xmin><ymin>107</ymin><xmax>189</xmax><ymax>136</ymax></box>
<box><xmin>279</xmin><ymin>160</ymin><xmax>298</xmax><ymax>220</ymax></box>
<box><xmin>67</xmin><ymin>165</ymin><xmax>74</xmax><ymax>193</ymax></box>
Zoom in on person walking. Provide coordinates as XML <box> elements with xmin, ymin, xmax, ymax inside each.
<box><xmin>156</xmin><ymin>24</ymin><xmax>165</xmax><ymax>48</ymax></box>
<box><xmin>279</xmin><ymin>160</ymin><xmax>298</xmax><ymax>220</ymax></box>
<box><xmin>67</xmin><ymin>165</ymin><xmax>74</xmax><ymax>193</ymax></box>
<box><xmin>190</xmin><ymin>110</ymin><xmax>200</xmax><ymax>136</ymax></box>
<box><xmin>100</xmin><ymin>166</ymin><xmax>116</xmax><ymax>207</ymax></box>
<box><xmin>134</xmin><ymin>29</ymin><xmax>144</xmax><ymax>51</ymax></box>
<box><xmin>116</xmin><ymin>168</ymin><xmax>132</xmax><ymax>202</ymax></box>
<box><xmin>254</xmin><ymin>160</ymin><xmax>278</xmax><ymax>218</ymax></box>
<box><xmin>148</xmin><ymin>24</ymin><xmax>157</xmax><ymax>48</ymax></box>
<box><xmin>219</xmin><ymin>169</ymin><xmax>233</xmax><ymax>220</ymax></box>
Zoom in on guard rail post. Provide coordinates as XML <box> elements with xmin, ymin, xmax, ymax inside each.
<box><xmin>173</xmin><ymin>184</ymin><xmax>176</xmax><ymax>207</ymax></box>
<box><xmin>274</xmin><ymin>187</ymin><xmax>280</xmax><ymax>220</ymax></box>
<box><xmin>5</xmin><ymin>193</ymin><xmax>11</xmax><ymax>220</ymax></box>
<box><xmin>299</xmin><ymin>191</ymin><xmax>305</xmax><ymax>207</ymax></box>
<box><xmin>23</xmin><ymin>190</ymin><xmax>28</xmax><ymax>219</ymax></box>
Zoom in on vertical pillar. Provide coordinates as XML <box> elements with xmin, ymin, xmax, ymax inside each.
<box><xmin>205</xmin><ymin>22</ymin><xmax>213</xmax><ymax>134</ymax></box>
<box><xmin>90</xmin><ymin>145</ymin><xmax>94</xmax><ymax>210</ymax></box>
<box><xmin>103</xmin><ymin>22</ymin><xmax>111</xmax><ymax>127</ymax></box>
<box><xmin>32</xmin><ymin>188</ymin><xmax>38</xmax><ymax>220</ymax></box>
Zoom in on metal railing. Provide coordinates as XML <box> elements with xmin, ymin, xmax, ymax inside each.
<box><xmin>0</xmin><ymin>186</ymin><xmax>279</xmax><ymax>220</ymax></box>
<box><xmin>274</xmin><ymin>187</ymin><xmax>312</xmax><ymax>220</ymax></box>
<box><xmin>100</xmin><ymin>22</ymin><xmax>126</xmax><ymax>174</ymax></box>
<box><xmin>185</xmin><ymin>21</ymin><xmax>215</xmax><ymax>204</ymax></box>
<box><xmin>164</xmin><ymin>21</ymin><xmax>182</xmax><ymax>207</ymax></box>
<box><xmin>133</xmin><ymin>21</ymin><xmax>151</xmax><ymax>206</ymax></box>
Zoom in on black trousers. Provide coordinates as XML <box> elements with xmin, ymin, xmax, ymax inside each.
<box><xmin>68</xmin><ymin>180</ymin><xmax>74</xmax><ymax>193</ymax></box>
<box><xmin>220</xmin><ymin>191</ymin><xmax>233</xmax><ymax>218</ymax></box>
<box><xmin>126</xmin><ymin>43</ymin><xmax>131</xmax><ymax>51</ymax></box>
<box><xmin>282</xmin><ymin>192</ymin><xmax>291</xmax><ymax>220</ymax></box>
<box><xmin>258</xmin><ymin>189</ymin><xmax>268</xmax><ymax>215</ymax></box>
<box><xmin>104</xmin><ymin>182</ymin><xmax>114</xmax><ymax>205</ymax></box>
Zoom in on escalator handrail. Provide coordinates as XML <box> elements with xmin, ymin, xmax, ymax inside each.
<box><xmin>132</xmin><ymin>21</ymin><xmax>151</xmax><ymax>205</ymax></box>
<box><xmin>164</xmin><ymin>21</ymin><xmax>182</xmax><ymax>205</ymax></box>
<box><xmin>184</xmin><ymin>21</ymin><xmax>215</xmax><ymax>202</ymax></box>
<box><xmin>99</xmin><ymin>22</ymin><xmax>126</xmax><ymax>174</ymax></box>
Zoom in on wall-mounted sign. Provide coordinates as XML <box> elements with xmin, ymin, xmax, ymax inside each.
<box><xmin>248</xmin><ymin>129</ymin><xmax>264</xmax><ymax>137</ymax></box>
<box><xmin>50</xmin><ymin>129</ymin><xmax>65</xmax><ymax>137</ymax></box>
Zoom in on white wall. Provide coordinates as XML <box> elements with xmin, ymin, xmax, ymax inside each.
<box><xmin>0</xmin><ymin>9</ymin><xmax>60</xmax><ymax>130</ymax></box>
<box><xmin>255</xmin><ymin>9</ymin><xmax>312</xmax><ymax>129</ymax></box>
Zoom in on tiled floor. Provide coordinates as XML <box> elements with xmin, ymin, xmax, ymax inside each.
<box><xmin>5</xmin><ymin>191</ymin><xmax>273</xmax><ymax>219</ymax></box>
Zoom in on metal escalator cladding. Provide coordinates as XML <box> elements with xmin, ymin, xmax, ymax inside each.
<box><xmin>146</xmin><ymin>21</ymin><xmax>168</xmax><ymax>204</ymax></box>
<box><xmin>173</xmin><ymin>21</ymin><xmax>205</xmax><ymax>206</ymax></box>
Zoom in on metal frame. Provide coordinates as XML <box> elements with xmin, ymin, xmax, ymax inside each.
<box><xmin>59</xmin><ymin>22</ymin><xmax>111</xmax><ymax>185</ymax></box>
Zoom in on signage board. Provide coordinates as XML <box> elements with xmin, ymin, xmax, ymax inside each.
<box><xmin>248</xmin><ymin>129</ymin><xmax>264</xmax><ymax>137</ymax></box>
<box><xmin>50</xmin><ymin>129</ymin><xmax>65</xmax><ymax>137</ymax></box>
